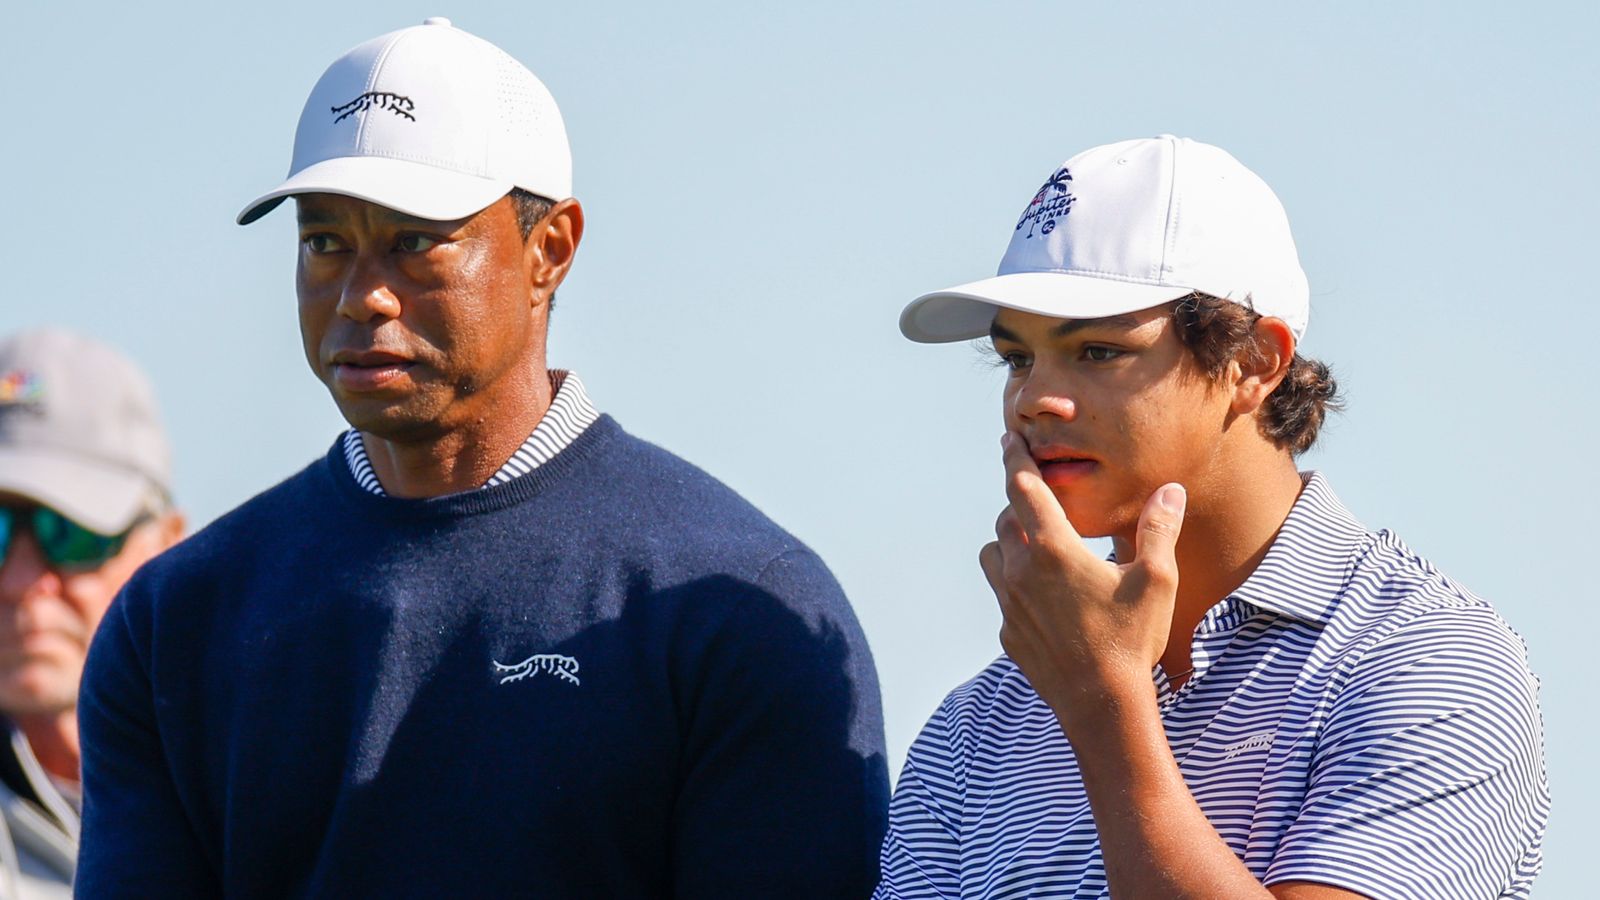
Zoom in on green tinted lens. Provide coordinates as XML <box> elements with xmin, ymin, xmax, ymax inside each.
<box><xmin>30</xmin><ymin>507</ymin><xmax>128</xmax><ymax>570</ymax></box>
<box><xmin>0</xmin><ymin>508</ymin><xmax>13</xmax><ymax>560</ymax></box>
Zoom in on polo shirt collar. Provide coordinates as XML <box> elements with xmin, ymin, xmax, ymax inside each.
<box><xmin>1226</xmin><ymin>472</ymin><xmax>1372</xmax><ymax>625</ymax></box>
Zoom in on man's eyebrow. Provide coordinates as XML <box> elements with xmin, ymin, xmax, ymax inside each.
<box><xmin>989</xmin><ymin>313</ymin><xmax>1143</xmax><ymax>343</ymax></box>
<box><xmin>295</xmin><ymin>205</ymin><xmax>450</xmax><ymax>230</ymax></box>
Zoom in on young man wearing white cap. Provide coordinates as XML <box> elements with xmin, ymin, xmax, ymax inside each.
<box><xmin>76</xmin><ymin>19</ymin><xmax>886</xmax><ymax>898</ymax></box>
<box><xmin>877</xmin><ymin>136</ymin><xmax>1548</xmax><ymax>898</ymax></box>
<box><xmin>0</xmin><ymin>329</ymin><xmax>184</xmax><ymax>898</ymax></box>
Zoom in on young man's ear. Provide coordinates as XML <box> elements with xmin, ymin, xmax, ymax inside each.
<box><xmin>1230</xmin><ymin>317</ymin><xmax>1295</xmax><ymax>416</ymax></box>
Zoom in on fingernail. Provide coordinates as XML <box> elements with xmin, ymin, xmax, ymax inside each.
<box><xmin>1159</xmin><ymin>484</ymin><xmax>1187</xmax><ymax>512</ymax></box>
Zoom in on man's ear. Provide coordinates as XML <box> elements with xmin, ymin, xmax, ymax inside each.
<box><xmin>1231</xmin><ymin>317</ymin><xmax>1295</xmax><ymax>416</ymax></box>
<box><xmin>154</xmin><ymin>509</ymin><xmax>187</xmax><ymax>552</ymax></box>
<box><xmin>526</xmin><ymin>198</ymin><xmax>585</xmax><ymax>305</ymax></box>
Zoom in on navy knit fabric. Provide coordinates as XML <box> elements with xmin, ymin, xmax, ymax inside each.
<box><xmin>77</xmin><ymin>415</ymin><xmax>889</xmax><ymax>898</ymax></box>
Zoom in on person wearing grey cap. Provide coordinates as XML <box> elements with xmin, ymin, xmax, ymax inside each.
<box><xmin>0</xmin><ymin>329</ymin><xmax>183</xmax><ymax>899</ymax></box>
<box><xmin>876</xmin><ymin>137</ymin><xmax>1547</xmax><ymax>898</ymax></box>
<box><xmin>76</xmin><ymin>18</ymin><xmax>886</xmax><ymax>899</ymax></box>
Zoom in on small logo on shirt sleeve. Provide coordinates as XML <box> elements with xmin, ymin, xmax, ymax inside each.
<box><xmin>493</xmin><ymin>653</ymin><xmax>581</xmax><ymax>686</ymax></box>
<box><xmin>1221</xmin><ymin>732</ymin><xmax>1274</xmax><ymax>761</ymax></box>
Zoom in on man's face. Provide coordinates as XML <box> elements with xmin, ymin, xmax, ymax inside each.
<box><xmin>0</xmin><ymin>498</ymin><xmax>180</xmax><ymax>716</ymax></box>
<box><xmin>295</xmin><ymin>194</ymin><xmax>544</xmax><ymax>441</ymax></box>
<box><xmin>991</xmin><ymin>304</ymin><xmax>1233</xmax><ymax>541</ymax></box>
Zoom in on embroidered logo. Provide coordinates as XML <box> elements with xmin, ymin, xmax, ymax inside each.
<box><xmin>493</xmin><ymin>653</ymin><xmax>581</xmax><ymax>686</ymax></box>
<box><xmin>1221</xmin><ymin>732</ymin><xmax>1274</xmax><ymax>761</ymax></box>
<box><xmin>0</xmin><ymin>370</ymin><xmax>43</xmax><ymax>406</ymax></box>
<box><xmin>331</xmin><ymin>91</ymin><xmax>416</xmax><ymax>124</ymax></box>
<box><xmin>1015</xmin><ymin>166</ymin><xmax>1075</xmax><ymax>239</ymax></box>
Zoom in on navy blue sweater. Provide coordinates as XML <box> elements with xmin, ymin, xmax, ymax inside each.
<box><xmin>78</xmin><ymin>416</ymin><xmax>888</xmax><ymax>898</ymax></box>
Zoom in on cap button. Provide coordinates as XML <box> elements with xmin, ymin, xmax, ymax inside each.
<box><xmin>422</xmin><ymin>16</ymin><xmax>452</xmax><ymax>26</ymax></box>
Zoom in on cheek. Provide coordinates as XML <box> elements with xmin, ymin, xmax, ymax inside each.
<box><xmin>58</xmin><ymin>575</ymin><xmax>122</xmax><ymax>634</ymax></box>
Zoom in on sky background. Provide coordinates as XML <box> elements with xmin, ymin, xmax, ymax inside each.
<box><xmin>4</xmin><ymin>0</ymin><xmax>1595</xmax><ymax>891</ymax></box>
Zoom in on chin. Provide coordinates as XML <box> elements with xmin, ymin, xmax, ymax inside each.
<box><xmin>332</xmin><ymin>396</ymin><xmax>445</xmax><ymax>443</ymax></box>
<box><xmin>1054</xmin><ymin>489</ymin><xmax>1140</xmax><ymax>541</ymax></box>
<box><xmin>0</xmin><ymin>671</ymin><xmax>76</xmax><ymax>718</ymax></box>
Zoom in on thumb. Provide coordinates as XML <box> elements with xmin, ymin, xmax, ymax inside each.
<box><xmin>1131</xmin><ymin>483</ymin><xmax>1187</xmax><ymax>585</ymax></box>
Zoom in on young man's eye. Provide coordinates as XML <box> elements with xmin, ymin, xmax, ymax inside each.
<box><xmin>1083</xmin><ymin>345</ymin><xmax>1123</xmax><ymax>362</ymax></box>
<box><xmin>1000</xmin><ymin>352</ymin><xmax>1031</xmax><ymax>372</ymax></box>
<box><xmin>396</xmin><ymin>234</ymin><xmax>441</xmax><ymax>253</ymax></box>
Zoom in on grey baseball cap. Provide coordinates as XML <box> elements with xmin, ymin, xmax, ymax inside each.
<box><xmin>0</xmin><ymin>329</ymin><xmax>173</xmax><ymax>535</ymax></box>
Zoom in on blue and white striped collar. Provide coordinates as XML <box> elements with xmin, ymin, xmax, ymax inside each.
<box><xmin>341</xmin><ymin>369</ymin><xmax>599</xmax><ymax>497</ymax></box>
<box><xmin>1226</xmin><ymin>471</ymin><xmax>1371</xmax><ymax>625</ymax></box>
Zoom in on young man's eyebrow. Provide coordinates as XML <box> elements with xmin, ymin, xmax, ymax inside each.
<box><xmin>989</xmin><ymin>313</ymin><xmax>1143</xmax><ymax>343</ymax></box>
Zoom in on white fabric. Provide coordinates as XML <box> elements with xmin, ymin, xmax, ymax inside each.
<box><xmin>900</xmin><ymin>136</ymin><xmax>1310</xmax><ymax>343</ymax></box>
<box><xmin>239</xmin><ymin>17</ymin><xmax>571</xmax><ymax>224</ymax></box>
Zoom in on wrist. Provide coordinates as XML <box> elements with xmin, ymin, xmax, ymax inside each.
<box><xmin>1045</xmin><ymin>668</ymin><xmax>1158</xmax><ymax>738</ymax></box>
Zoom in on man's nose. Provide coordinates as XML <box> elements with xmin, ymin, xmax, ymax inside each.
<box><xmin>336</xmin><ymin>255</ymin><xmax>403</xmax><ymax>323</ymax></box>
<box><xmin>0</xmin><ymin>531</ymin><xmax>62</xmax><ymax>604</ymax></box>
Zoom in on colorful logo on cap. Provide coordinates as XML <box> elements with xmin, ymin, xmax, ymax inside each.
<box><xmin>0</xmin><ymin>370</ymin><xmax>43</xmax><ymax>406</ymax></box>
<box><xmin>1016</xmin><ymin>167</ymin><xmax>1075</xmax><ymax>239</ymax></box>
<box><xmin>331</xmin><ymin>92</ymin><xmax>416</xmax><ymax>124</ymax></box>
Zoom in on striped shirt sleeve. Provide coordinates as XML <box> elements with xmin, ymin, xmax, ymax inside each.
<box><xmin>1264</xmin><ymin>603</ymin><xmax>1549</xmax><ymax>899</ymax></box>
<box><xmin>875</xmin><ymin>702</ymin><xmax>965</xmax><ymax>899</ymax></box>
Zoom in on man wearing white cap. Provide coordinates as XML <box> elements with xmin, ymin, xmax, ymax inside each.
<box><xmin>877</xmin><ymin>136</ymin><xmax>1548</xmax><ymax>898</ymax></box>
<box><xmin>76</xmin><ymin>18</ymin><xmax>886</xmax><ymax>898</ymax></box>
<box><xmin>0</xmin><ymin>329</ymin><xmax>184</xmax><ymax>898</ymax></box>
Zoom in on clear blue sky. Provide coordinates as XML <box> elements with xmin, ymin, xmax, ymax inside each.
<box><xmin>5</xmin><ymin>1</ymin><xmax>1593</xmax><ymax>890</ymax></box>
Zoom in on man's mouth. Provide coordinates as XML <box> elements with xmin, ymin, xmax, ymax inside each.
<box><xmin>329</xmin><ymin>351</ymin><xmax>415</xmax><ymax>391</ymax></box>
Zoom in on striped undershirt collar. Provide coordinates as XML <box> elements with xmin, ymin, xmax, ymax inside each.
<box><xmin>341</xmin><ymin>369</ymin><xmax>599</xmax><ymax>496</ymax></box>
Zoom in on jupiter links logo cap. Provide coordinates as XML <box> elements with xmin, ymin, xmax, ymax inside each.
<box><xmin>237</xmin><ymin>17</ymin><xmax>572</xmax><ymax>225</ymax></box>
<box><xmin>899</xmin><ymin>135</ymin><xmax>1310</xmax><ymax>344</ymax></box>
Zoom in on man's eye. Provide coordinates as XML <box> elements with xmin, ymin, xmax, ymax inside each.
<box><xmin>396</xmin><ymin>234</ymin><xmax>441</xmax><ymax>253</ymax></box>
<box><xmin>1000</xmin><ymin>352</ymin><xmax>1031</xmax><ymax>372</ymax></box>
<box><xmin>302</xmin><ymin>234</ymin><xmax>344</xmax><ymax>253</ymax></box>
<box><xmin>1083</xmin><ymin>346</ymin><xmax>1123</xmax><ymax>362</ymax></box>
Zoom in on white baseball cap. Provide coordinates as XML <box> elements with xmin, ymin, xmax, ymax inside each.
<box><xmin>237</xmin><ymin>17</ymin><xmax>571</xmax><ymax>225</ymax></box>
<box><xmin>899</xmin><ymin>135</ymin><xmax>1309</xmax><ymax>343</ymax></box>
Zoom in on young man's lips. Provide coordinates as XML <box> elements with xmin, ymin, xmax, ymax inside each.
<box><xmin>1035</xmin><ymin>458</ymin><xmax>1098</xmax><ymax>486</ymax></box>
<box><xmin>1028</xmin><ymin>445</ymin><xmax>1099</xmax><ymax>486</ymax></box>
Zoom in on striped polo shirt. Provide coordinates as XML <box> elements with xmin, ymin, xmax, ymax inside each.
<box><xmin>342</xmin><ymin>369</ymin><xmax>599</xmax><ymax>495</ymax></box>
<box><xmin>876</xmin><ymin>473</ymin><xmax>1549</xmax><ymax>899</ymax></box>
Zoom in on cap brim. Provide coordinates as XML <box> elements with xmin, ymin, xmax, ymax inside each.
<box><xmin>899</xmin><ymin>272</ymin><xmax>1196</xmax><ymax>343</ymax></box>
<box><xmin>237</xmin><ymin>156</ymin><xmax>514</xmax><ymax>225</ymax></box>
<box><xmin>0</xmin><ymin>448</ymin><xmax>152</xmax><ymax>534</ymax></box>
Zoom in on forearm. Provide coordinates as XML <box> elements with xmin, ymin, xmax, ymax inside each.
<box><xmin>1056</xmin><ymin>683</ymin><xmax>1271</xmax><ymax>899</ymax></box>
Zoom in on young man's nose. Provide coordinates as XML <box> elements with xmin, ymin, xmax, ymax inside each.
<box><xmin>1011</xmin><ymin>376</ymin><xmax>1078</xmax><ymax>422</ymax></box>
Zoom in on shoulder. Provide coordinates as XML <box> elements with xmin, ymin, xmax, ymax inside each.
<box><xmin>1315</xmin><ymin>531</ymin><xmax>1544</xmax><ymax>767</ymax></box>
<box><xmin>1331</xmin><ymin>530</ymin><xmax>1536</xmax><ymax>677</ymax></box>
<box><xmin>588</xmin><ymin>420</ymin><xmax>822</xmax><ymax>577</ymax></box>
<box><xmin>908</xmin><ymin>657</ymin><xmax>1045</xmax><ymax>769</ymax></box>
<box><xmin>114</xmin><ymin>452</ymin><xmax>334</xmax><ymax>616</ymax></box>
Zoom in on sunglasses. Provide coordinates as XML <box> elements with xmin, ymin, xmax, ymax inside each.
<box><xmin>0</xmin><ymin>505</ymin><xmax>138</xmax><ymax>573</ymax></box>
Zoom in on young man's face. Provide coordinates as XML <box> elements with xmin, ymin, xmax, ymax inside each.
<box><xmin>990</xmin><ymin>303</ymin><xmax>1234</xmax><ymax>541</ymax></box>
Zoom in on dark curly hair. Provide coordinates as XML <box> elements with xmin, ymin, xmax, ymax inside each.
<box><xmin>1171</xmin><ymin>292</ymin><xmax>1341</xmax><ymax>456</ymax></box>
